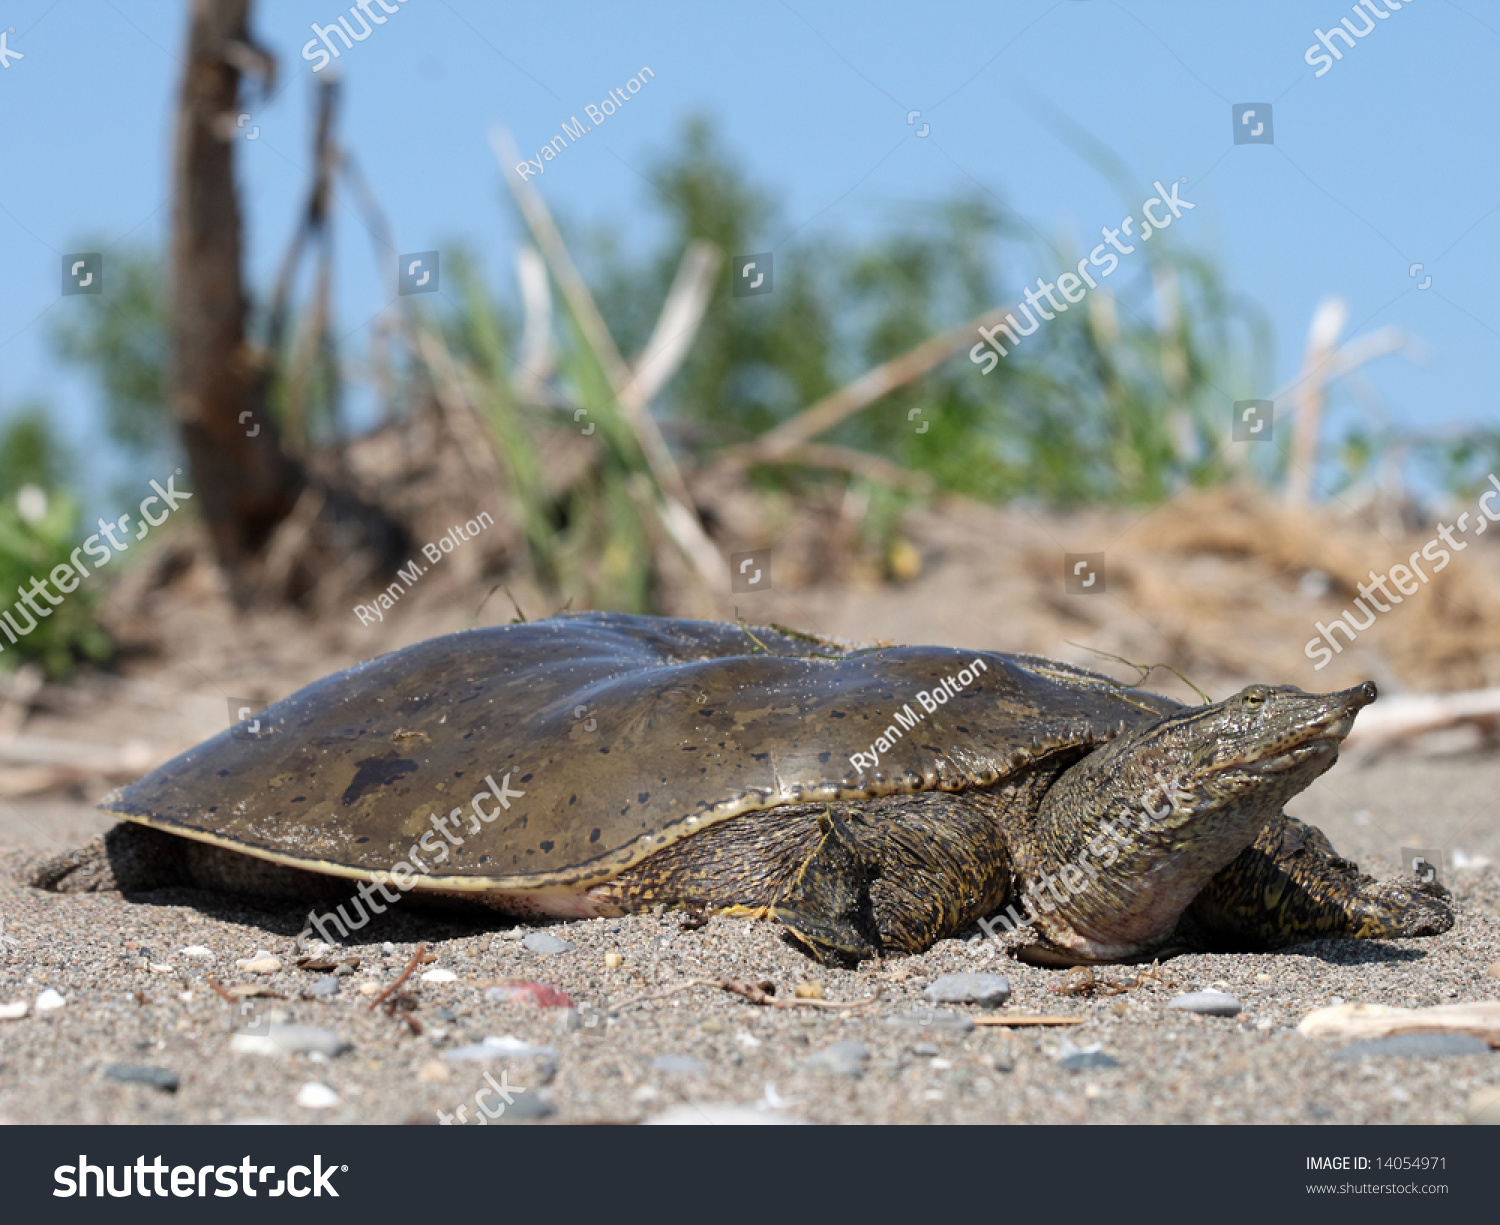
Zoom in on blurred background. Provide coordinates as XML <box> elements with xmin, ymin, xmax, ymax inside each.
<box><xmin>2</xmin><ymin>0</ymin><xmax>1500</xmax><ymax>815</ymax></box>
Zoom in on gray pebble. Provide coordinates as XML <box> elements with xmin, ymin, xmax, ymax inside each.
<box><xmin>803</xmin><ymin>1040</ymin><xmax>870</xmax><ymax>1077</ymax></box>
<box><xmin>267</xmin><ymin>1024</ymin><xmax>351</xmax><ymax>1057</ymax></box>
<box><xmin>103</xmin><ymin>1064</ymin><xmax>179</xmax><ymax>1093</ymax></box>
<box><xmin>1333</xmin><ymin>1033</ymin><xmax>1491</xmax><ymax>1061</ymax></box>
<box><xmin>912</xmin><ymin>1042</ymin><xmax>940</xmax><ymax>1057</ymax></box>
<box><xmin>650</xmin><ymin>1054</ymin><xmax>706</xmax><ymax>1075</ymax></box>
<box><xmin>499</xmin><ymin>1093</ymin><xmax>556</xmax><ymax>1121</ymax></box>
<box><xmin>309</xmin><ymin>976</ymin><xmax>340</xmax><ymax>998</ymax></box>
<box><xmin>884</xmin><ymin>1008</ymin><xmax>975</xmax><ymax>1034</ymax></box>
<box><xmin>1166</xmin><ymin>990</ymin><xmax>1242</xmax><ymax>1017</ymax></box>
<box><xmin>523</xmin><ymin>932</ymin><xmax>576</xmax><ymax>955</ymax></box>
<box><xmin>1059</xmin><ymin>1050</ymin><xmax>1121</xmax><ymax>1071</ymax></box>
<box><xmin>922</xmin><ymin>973</ymin><xmax>1011</xmax><ymax>1007</ymax></box>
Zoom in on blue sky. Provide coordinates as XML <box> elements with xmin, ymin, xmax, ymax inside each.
<box><xmin>2</xmin><ymin>0</ymin><xmax>1497</xmax><ymax>499</ymax></box>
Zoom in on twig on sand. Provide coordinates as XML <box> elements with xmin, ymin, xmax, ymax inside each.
<box><xmin>973</xmin><ymin>1015</ymin><xmax>1086</xmax><ymax>1028</ymax></box>
<box><xmin>614</xmin><ymin>976</ymin><xmax>882</xmax><ymax>1012</ymax></box>
<box><xmin>204</xmin><ymin>975</ymin><xmax>235</xmax><ymax>1004</ymax></box>
<box><xmin>370</xmin><ymin>942</ymin><xmax>426</xmax><ymax>1010</ymax></box>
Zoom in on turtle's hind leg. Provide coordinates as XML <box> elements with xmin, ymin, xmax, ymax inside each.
<box><xmin>29</xmin><ymin>822</ymin><xmax>188</xmax><ymax>893</ymax></box>
<box><xmin>769</xmin><ymin>809</ymin><xmax>883</xmax><ymax>965</ymax></box>
<box><xmin>1185</xmin><ymin>812</ymin><xmax>1453</xmax><ymax>951</ymax></box>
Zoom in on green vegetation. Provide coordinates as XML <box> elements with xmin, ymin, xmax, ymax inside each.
<box><xmin>35</xmin><ymin>114</ymin><xmax>1464</xmax><ymax>626</ymax></box>
<box><xmin>0</xmin><ymin>411</ymin><xmax>112</xmax><ymax>676</ymax></box>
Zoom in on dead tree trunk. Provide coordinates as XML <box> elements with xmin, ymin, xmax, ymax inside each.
<box><xmin>169</xmin><ymin>0</ymin><xmax>302</xmax><ymax>590</ymax></box>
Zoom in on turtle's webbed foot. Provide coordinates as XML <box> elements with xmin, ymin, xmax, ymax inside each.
<box><xmin>1188</xmin><ymin>812</ymin><xmax>1454</xmax><ymax>951</ymax></box>
<box><xmin>1342</xmin><ymin>872</ymin><xmax>1453</xmax><ymax>940</ymax></box>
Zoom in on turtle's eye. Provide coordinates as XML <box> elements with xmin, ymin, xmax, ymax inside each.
<box><xmin>1241</xmin><ymin>688</ymin><xmax>1268</xmax><ymax>709</ymax></box>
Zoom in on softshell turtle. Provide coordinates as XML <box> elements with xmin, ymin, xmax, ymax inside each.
<box><xmin>34</xmin><ymin>612</ymin><xmax>1451</xmax><ymax>965</ymax></box>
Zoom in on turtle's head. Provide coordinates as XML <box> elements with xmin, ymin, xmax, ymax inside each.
<box><xmin>1021</xmin><ymin>681</ymin><xmax>1376</xmax><ymax>964</ymax></box>
<box><xmin>1128</xmin><ymin>680</ymin><xmax>1376</xmax><ymax>818</ymax></box>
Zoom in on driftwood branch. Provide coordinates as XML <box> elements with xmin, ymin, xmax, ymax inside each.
<box><xmin>1298</xmin><ymin>1001</ymin><xmax>1500</xmax><ymax>1047</ymax></box>
<box><xmin>1341</xmin><ymin>687</ymin><xmax>1500</xmax><ymax>753</ymax></box>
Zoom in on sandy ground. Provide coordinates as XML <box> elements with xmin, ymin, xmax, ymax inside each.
<box><xmin>0</xmin><ymin>494</ymin><xmax>1497</xmax><ymax>1126</ymax></box>
<box><xmin>0</xmin><ymin>749</ymin><xmax>1495</xmax><ymax>1126</ymax></box>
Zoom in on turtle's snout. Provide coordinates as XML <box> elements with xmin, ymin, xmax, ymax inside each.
<box><xmin>1348</xmin><ymin>680</ymin><xmax>1377</xmax><ymax>708</ymax></box>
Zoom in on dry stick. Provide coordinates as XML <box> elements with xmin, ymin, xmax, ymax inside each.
<box><xmin>489</xmin><ymin>127</ymin><xmax>727</xmax><ymax>591</ymax></box>
<box><xmin>614</xmin><ymin>977</ymin><xmax>881</xmax><ymax>1012</ymax></box>
<box><xmin>1284</xmin><ymin>296</ymin><xmax>1346</xmax><ymax>507</ymax></box>
<box><xmin>723</xmin><ymin>299</ymin><xmax>1029</xmax><ymax>467</ymax></box>
<box><xmin>490</xmin><ymin>127</ymin><xmax>691</xmax><ymax>507</ymax></box>
<box><xmin>764</xmin><ymin>442</ymin><xmax>936</xmax><ymax>494</ymax></box>
<box><xmin>629</xmin><ymin>240</ymin><xmax>722</xmax><ymax>404</ymax></box>
<box><xmin>370</xmin><ymin>943</ymin><xmax>426</xmax><ymax>1010</ymax></box>
<box><xmin>204</xmin><ymin>975</ymin><xmax>235</xmax><ymax>1004</ymax></box>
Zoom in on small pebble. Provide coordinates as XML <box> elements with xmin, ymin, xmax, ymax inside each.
<box><xmin>485</xmin><ymin>982</ymin><xmax>573</xmax><ymax>1008</ymax></box>
<box><xmin>358</xmin><ymin>981</ymin><xmax>383</xmax><ymax>996</ymax></box>
<box><xmin>421</xmin><ymin>968</ymin><xmax>458</xmax><ymax>983</ymax></box>
<box><xmin>1465</xmin><ymin>1086</ymin><xmax>1500</xmax><ymax>1125</ymax></box>
<box><xmin>884</xmin><ymin>1008</ymin><xmax>975</xmax><ymax>1034</ymax></box>
<box><xmin>35</xmin><ymin>989</ymin><xmax>65</xmax><ymax>1013</ymax></box>
<box><xmin>445</xmin><ymin>1036</ymin><xmax>559</xmax><ymax>1062</ymax></box>
<box><xmin>497</xmin><ymin>1094</ymin><xmax>556</xmax><ymax>1122</ymax></box>
<box><xmin>912</xmin><ymin>1042</ymin><xmax>940</xmax><ymax>1057</ymax></box>
<box><xmin>1166</xmin><ymin>990</ymin><xmax>1242</xmax><ymax>1017</ymax></box>
<box><xmin>235</xmin><ymin>952</ymin><xmax>282</xmax><ymax>974</ymax></box>
<box><xmin>231</xmin><ymin>1024</ymin><xmax>351</xmax><ymax>1058</ymax></box>
<box><xmin>1487</xmin><ymin>961</ymin><xmax>1500</xmax><ymax>980</ymax></box>
<box><xmin>650</xmin><ymin>1054</ymin><xmax>706</xmax><ymax>1075</ymax></box>
<box><xmin>418</xmin><ymin>1061</ymin><xmax>451</xmax><ymax>1083</ymax></box>
<box><xmin>309</xmin><ymin>976</ymin><xmax>340</xmax><ymax>998</ymax></box>
<box><xmin>1058</xmin><ymin>1043</ymin><xmax>1121</xmax><ymax>1072</ymax></box>
<box><xmin>229</xmin><ymin>983</ymin><xmax>275</xmax><ymax>998</ymax></box>
<box><xmin>795</xmin><ymin>981</ymin><xmax>824</xmax><ymax>1000</ymax></box>
<box><xmin>178</xmin><ymin>946</ymin><xmax>215</xmax><ymax>960</ymax></box>
<box><xmin>294</xmin><ymin>1082</ymin><xmax>340</xmax><ymax>1109</ymax></box>
<box><xmin>149</xmin><ymin>963</ymin><xmax>174</xmax><ymax>975</ymax></box>
<box><xmin>499</xmin><ymin>929</ymin><xmax>526</xmax><ymax>942</ymax></box>
<box><xmin>1333</xmin><ymin>1033</ymin><xmax>1491</xmax><ymax>1060</ymax></box>
<box><xmin>604</xmin><ymin>952</ymin><xmax>623</xmax><ymax>969</ymax></box>
<box><xmin>803</xmin><ymin>1040</ymin><xmax>870</xmax><ymax>1077</ymax></box>
<box><xmin>103</xmin><ymin>1064</ymin><xmax>179</xmax><ymax>1093</ymax></box>
<box><xmin>523</xmin><ymin>932</ymin><xmax>576</xmax><ymax>955</ymax></box>
<box><xmin>0</xmin><ymin>1001</ymin><xmax>27</xmax><ymax>1020</ymax></box>
<box><xmin>923</xmin><ymin>973</ymin><xmax>1011</xmax><ymax>1007</ymax></box>
<box><xmin>734</xmin><ymin>1031</ymin><xmax>761</xmax><ymax>1048</ymax></box>
<box><xmin>381</xmin><ymin>942</ymin><xmax>396</xmax><ymax>953</ymax></box>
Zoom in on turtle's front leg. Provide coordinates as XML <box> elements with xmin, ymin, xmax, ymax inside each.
<box><xmin>1185</xmin><ymin>811</ymin><xmax>1454</xmax><ymax>950</ymax></box>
